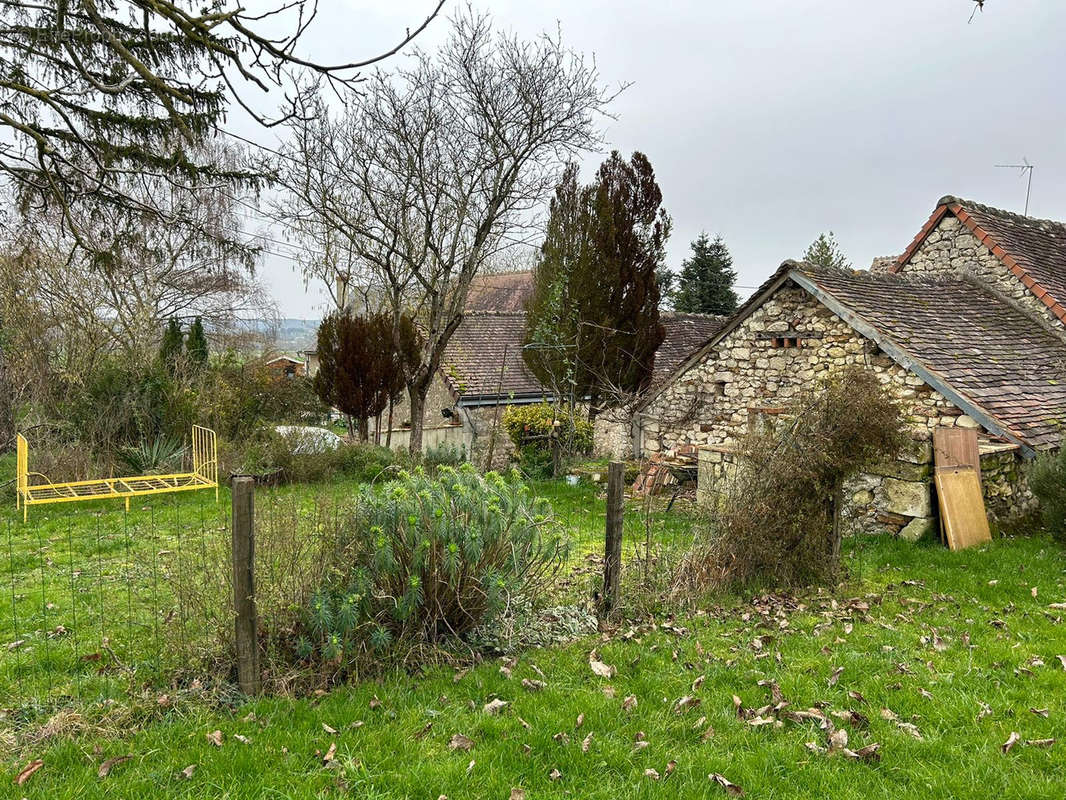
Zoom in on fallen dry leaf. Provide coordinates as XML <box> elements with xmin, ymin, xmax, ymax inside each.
<box><xmin>828</xmin><ymin>728</ymin><xmax>849</xmax><ymax>751</ymax></box>
<box><xmin>369</xmin><ymin>696</ymin><xmax>382</xmax><ymax>710</ymax></box>
<box><xmin>709</xmin><ymin>771</ymin><xmax>744</xmax><ymax>796</ymax></box>
<box><xmin>322</xmin><ymin>723</ymin><xmax>337</xmax><ymax>735</ymax></box>
<box><xmin>644</xmin><ymin>768</ymin><xmax>661</xmax><ymax>780</ymax></box>
<box><xmin>323</xmin><ymin>742</ymin><xmax>337</xmax><ymax>764</ymax></box>
<box><xmin>521</xmin><ymin>678</ymin><xmax>546</xmax><ymax>692</ymax></box>
<box><xmin>674</xmin><ymin>695</ymin><xmax>701</xmax><ymax>714</ymax></box>
<box><xmin>484</xmin><ymin>698</ymin><xmax>509</xmax><ymax>715</ymax></box>
<box><xmin>1002</xmin><ymin>731</ymin><xmax>1021</xmax><ymax>754</ymax></box>
<box><xmin>581</xmin><ymin>732</ymin><xmax>593</xmax><ymax>753</ymax></box>
<box><xmin>747</xmin><ymin>715</ymin><xmax>776</xmax><ymax>727</ymax></box>
<box><xmin>233</xmin><ymin>734</ymin><xmax>250</xmax><ymax>745</ymax></box>
<box><xmin>589</xmin><ymin>652</ymin><xmax>616</xmax><ymax>679</ymax></box>
<box><xmin>449</xmin><ymin>734</ymin><xmax>474</xmax><ymax>752</ymax></box>
<box><xmin>552</xmin><ymin>732</ymin><xmax>569</xmax><ymax>745</ymax></box>
<box><xmin>896</xmin><ymin>721</ymin><xmax>923</xmax><ymax>740</ymax></box>
<box><xmin>1030</xmin><ymin>707</ymin><xmax>1050</xmax><ymax>718</ymax></box>
<box><xmin>466</xmin><ymin>759</ymin><xmax>475</xmax><ymax>776</ymax></box>
<box><xmin>1026</xmin><ymin>738</ymin><xmax>1056</xmax><ymax>748</ymax></box>
<box><xmin>413</xmin><ymin>722</ymin><xmax>433</xmax><ymax>740</ymax></box>
<box><xmin>16</xmin><ymin>759</ymin><xmax>43</xmax><ymax>786</ymax></box>
<box><xmin>666</xmin><ymin>760</ymin><xmax>677</xmax><ymax>776</ymax></box>
<box><xmin>575</xmin><ymin>713</ymin><xmax>585</xmax><ymax>729</ymax></box>
<box><xmin>976</xmin><ymin>702</ymin><xmax>992</xmax><ymax>722</ymax></box>
<box><xmin>549</xmin><ymin>768</ymin><xmax>562</xmax><ymax>781</ymax></box>
<box><xmin>509</xmin><ymin>788</ymin><xmax>525</xmax><ymax>800</ymax></box>
<box><xmin>732</xmin><ymin>695</ymin><xmax>745</xmax><ymax>719</ymax></box>
<box><xmin>701</xmin><ymin>725</ymin><xmax>716</xmax><ymax>742</ymax></box>
<box><xmin>828</xmin><ymin>666</ymin><xmax>844</xmax><ymax>687</ymax></box>
<box><xmin>179</xmin><ymin>764</ymin><xmax>196</xmax><ymax>780</ymax></box>
<box><xmin>1057</xmin><ymin>655</ymin><xmax>1066</xmax><ymax>671</ymax></box>
<box><xmin>843</xmin><ymin>742</ymin><xmax>882</xmax><ymax>763</ymax></box>
<box><xmin>622</xmin><ymin>694</ymin><xmax>637</xmax><ymax>712</ymax></box>
<box><xmin>205</xmin><ymin>730</ymin><xmax>223</xmax><ymax>747</ymax></box>
<box><xmin>94</xmin><ymin>753</ymin><xmax>133</xmax><ymax>779</ymax></box>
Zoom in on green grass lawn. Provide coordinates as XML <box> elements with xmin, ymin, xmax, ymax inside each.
<box><xmin>3</xmin><ymin>464</ymin><xmax>1066</xmax><ymax>798</ymax></box>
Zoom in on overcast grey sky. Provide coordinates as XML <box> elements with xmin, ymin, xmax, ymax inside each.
<box><xmin>249</xmin><ymin>0</ymin><xmax>1066</xmax><ymax>318</ymax></box>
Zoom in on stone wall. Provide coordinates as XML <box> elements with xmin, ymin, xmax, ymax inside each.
<box><xmin>900</xmin><ymin>214</ymin><xmax>1063</xmax><ymax>331</ymax></box>
<box><xmin>370</xmin><ymin>372</ymin><xmax>459</xmax><ymax>437</ymax></box>
<box><xmin>979</xmin><ymin>444</ymin><xmax>1037</xmax><ymax>528</ymax></box>
<box><xmin>462</xmin><ymin>403</ymin><xmax>517</xmax><ymax>471</ymax></box>
<box><xmin>593</xmin><ymin>411</ymin><xmax>633</xmax><ymax>459</ymax></box>
<box><xmin>642</xmin><ymin>280</ymin><xmax>987</xmax><ymax>536</ymax></box>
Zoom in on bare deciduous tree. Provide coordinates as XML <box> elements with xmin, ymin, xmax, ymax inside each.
<box><xmin>276</xmin><ymin>9</ymin><xmax>616</xmax><ymax>452</ymax></box>
<box><xmin>7</xmin><ymin>142</ymin><xmax>272</xmax><ymax>366</ymax></box>
<box><xmin>0</xmin><ymin>0</ymin><xmax>444</xmax><ymax>250</ymax></box>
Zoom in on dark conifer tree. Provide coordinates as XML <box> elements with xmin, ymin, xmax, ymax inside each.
<box><xmin>185</xmin><ymin>318</ymin><xmax>209</xmax><ymax>367</ymax></box>
<box><xmin>673</xmin><ymin>233</ymin><xmax>739</xmax><ymax>315</ymax></box>
<box><xmin>158</xmin><ymin>318</ymin><xmax>184</xmax><ymax>370</ymax></box>
<box><xmin>524</xmin><ymin>152</ymin><xmax>669</xmax><ymax>418</ymax></box>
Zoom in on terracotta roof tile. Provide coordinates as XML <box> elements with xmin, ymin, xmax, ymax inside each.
<box><xmin>654</xmin><ymin>312</ymin><xmax>728</xmax><ymax>379</ymax></box>
<box><xmin>443</xmin><ymin>312</ymin><xmax>544</xmax><ymax>399</ymax></box>
<box><xmin>463</xmin><ymin>270</ymin><xmax>534</xmax><ymax>312</ymax></box>
<box><xmin>442</xmin><ymin>309</ymin><xmax>726</xmax><ymax>402</ymax></box>
<box><xmin>795</xmin><ymin>263</ymin><xmax>1066</xmax><ymax>450</ymax></box>
<box><xmin>896</xmin><ymin>196</ymin><xmax>1066</xmax><ymax>325</ymax></box>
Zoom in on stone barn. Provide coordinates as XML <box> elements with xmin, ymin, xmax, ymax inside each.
<box><xmin>636</xmin><ymin>196</ymin><xmax>1066</xmax><ymax>537</ymax></box>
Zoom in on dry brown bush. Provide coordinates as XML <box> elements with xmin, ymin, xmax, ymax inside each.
<box><xmin>675</xmin><ymin>368</ymin><xmax>907</xmax><ymax>593</ymax></box>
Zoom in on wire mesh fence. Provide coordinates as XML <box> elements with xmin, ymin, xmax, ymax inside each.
<box><xmin>3</xmin><ymin>470</ymin><xmax>700</xmax><ymax>712</ymax></box>
<box><xmin>3</xmin><ymin>492</ymin><xmax>230</xmax><ymax>714</ymax></box>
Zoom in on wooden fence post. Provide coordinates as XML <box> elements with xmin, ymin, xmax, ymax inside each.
<box><xmin>601</xmin><ymin>460</ymin><xmax>624</xmax><ymax>618</ymax></box>
<box><xmin>231</xmin><ymin>475</ymin><xmax>261</xmax><ymax>695</ymax></box>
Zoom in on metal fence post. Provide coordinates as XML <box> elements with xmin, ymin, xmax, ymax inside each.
<box><xmin>600</xmin><ymin>461</ymin><xmax>624</xmax><ymax>618</ymax></box>
<box><xmin>231</xmin><ymin>475</ymin><xmax>261</xmax><ymax>694</ymax></box>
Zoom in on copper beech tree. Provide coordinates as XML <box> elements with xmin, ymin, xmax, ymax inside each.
<box><xmin>313</xmin><ymin>311</ymin><xmax>417</xmax><ymax>442</ymax></box>
<box><xmin>275</xmin><ymin>10</ymin><xmax>614</xmax><ymax>453</ymax></box>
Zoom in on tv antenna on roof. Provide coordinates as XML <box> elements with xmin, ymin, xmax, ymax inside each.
<box><xmin>994</xmin><ymin>157</ymin><xmax>1034</xmax><ymax>216</ymax></box>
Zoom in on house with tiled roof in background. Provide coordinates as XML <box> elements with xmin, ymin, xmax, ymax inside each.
<box><xmin>637</xmin><ymin>195</ymin><xmax>1066</xmax><ymax>539</ymax></box>
<box><xmin>371</xmin><ymin>270</ymin><xmax>727</xmax><ymax>466</ymax></box>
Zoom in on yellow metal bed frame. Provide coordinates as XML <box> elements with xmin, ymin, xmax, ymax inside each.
<box><xmin>15</xmin><ymin>426</ymin><xmax>218</xmax><ymax>521</ymax></box>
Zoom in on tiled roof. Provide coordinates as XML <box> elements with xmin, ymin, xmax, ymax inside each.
<box><xmin>442</xmin><ymin>310</ymin><xmax>725</xmax><ymax>402</ymax></box>
<box><xmin>894</xmin><ymin>196</ymin><xmax>1066</xmax><ymax>324</ymax></box>
<box><xmin>655</xmin><ymin>312</ymin><xmax>728</xmax><ymax>379</ymax></box>
<box><xmin>464</xmin><ymin>271</ymin><xmax>534</xmax><ymax>312</ymax></box>
<box><xmin>442</xmin><ymin>312</ymin><xmax>546</xmax><ymax>400</ymax></box>
<box><xmin>793</xmin><ymin>262</ymin><xmax>1066</xmax><ymax>451</ymax></box>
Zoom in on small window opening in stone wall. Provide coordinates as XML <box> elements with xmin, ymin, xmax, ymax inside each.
<box><xmin>771</xmin><ymin>335</ymin><xmax>803</xmax><ymax>348</ymax></box>
<box><xmin>713</xmin><ymin>380</ymin><xmax>727</xmax><ymax>397</ymax></box>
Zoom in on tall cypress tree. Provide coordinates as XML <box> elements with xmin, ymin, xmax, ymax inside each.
<box><xmin>524</xmin><ymin>152</ymin><xmax>670</xmax><ymax>417</ymax></box>
<box><xmin>159</xmin><ymin>318</ymin><xmax>184</xmax><ymax>370</ymax></box>
<box><xmin>673</xmin><ymin>233</ymin><xmax>739</xmax><ymax>315</ymax></box>
<box><xmin>185</xmin><ymin>318</ymin><xmax>209</xmax><ymax>367</ymax></box>
<box><xmin>524</xmin><ymin>164</ymin><xmax>590</xmax><ymax>401</ymax></box>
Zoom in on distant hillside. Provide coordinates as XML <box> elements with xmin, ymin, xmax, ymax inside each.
<box><xmin>227</xmin><ymin>318</ymin><xmax>320</xmax><ymax>354</ymax></box>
